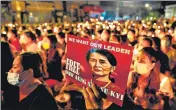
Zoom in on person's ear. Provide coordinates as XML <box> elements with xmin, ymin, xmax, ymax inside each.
<box><xmin>111</xmin><ymin>66</ymin><xmax>116</xmax><ymax>72</ymax></box>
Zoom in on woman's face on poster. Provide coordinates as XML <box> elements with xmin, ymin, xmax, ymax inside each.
<box><xmin>88</xmin><ymin>52</ymin><xmax>114</xmax><ymax>76</ymax></box>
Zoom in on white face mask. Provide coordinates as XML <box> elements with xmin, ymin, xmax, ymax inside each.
<box><xmin>134</xmin><ymin>62</ymin><xmax>155</xmax><ymax>75</ymax></box>
<box><xmin>7</xmin><ymin>70</ymin><xmax>28</xmax><ymax>86</ymax></box>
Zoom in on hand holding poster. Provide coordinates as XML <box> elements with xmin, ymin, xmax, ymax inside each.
<box><xmin>65</xmin><ymin>35</ymin><xmax>134</xmax><ymax>107</ymax></box>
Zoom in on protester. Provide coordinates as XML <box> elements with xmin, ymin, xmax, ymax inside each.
<box><xmin>41</xmin><ymin>34</ymin><xmax>63</xmax><ymax>82</ymax></box>
<box><xmin>1</xmin><ymin>16</ymin><xmax>176</xmax><ymax>110</ymax></box>
<box><xmin>161</xmin><ymin>35</ymin><xmax>176</xmax><ymax>72</ymax></box>
<box><xmin>126</xmin><ymin>47</ymin><xmax>173</xmax><ymax>109</ymax></box>
<box><xmin>7</xmin><ymin>52</ymin><xmax>58</xmax><ymax>110</ymax></box>
<box><xmin>19</xmin><ymin>30</ymin><xmax>38</xmax><ymax>53</ymax></box>
<box><xmin>7</xmin><ymin>28</ymin><xmax>22</xmax><ymax>53</ymax></box>
<box><xmin>1</xmin><ymin>33</ymin><xmax>8</xmax><ymax>42</ymax></box>
<box><xmin>101</xmin><ymin>29</ymin><xmax>111</xmax><ymax>42</ymax></box>
<box><xmin>35</xmin><ymin>28</ymin><xmax>43</xmax><ymax>42</ymax></box>
<box><xmin>151</xmin><ymin>37</ymin><xmax>171</xmax><ymax>76</ymax></box>
<box><xmin>109</xmin><ymin>34</ymin><xmax>122</xmax><ymax>44</ymax></box>
<box><xmin>127</xmin><ymin>29</ymin><xmax>137</xmax><ymax>46</ymax></box>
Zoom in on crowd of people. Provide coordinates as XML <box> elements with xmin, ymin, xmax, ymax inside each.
<box><xmin>1</xmin><ymin>17</ymin><xmax>176</xmax><ymax>110</ymax></box>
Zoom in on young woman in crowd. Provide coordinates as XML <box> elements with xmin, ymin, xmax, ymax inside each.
<box><xmin>161</xmin><ymin>35</ymin><xmax>176</xmax><ymax>74</ymax></box>
<box><xmin>127</xmin><ymin>29</ymin><xmax>138</xmax><ymax>46</ymax></box>
<box><xmin>41</xmin><ymin>34</ymin><xmax>63</xmax><ymax>82</ymax></box>
<box><xmin>109</xmin><ymin>34</ymin><xmax>122</xmax><ymax>44</ymax></box>
<box><xmin>19</xmin><ymin>30</ymin><xmax>38</xmax><ymax>53</ymax></box>
<box><xmin>7</xmin><ymin>28</ymin><xmax>22</xmax><ymax>53</ymax></box>
<box><xmin>7</xmin><ymin>52</ymin><xmax>58</xmax><ymax>110</ymax></box>
<box><xmin>126</xmin><ymin>47</ymin><xmax>174</xmax><ymax>109</ymax></box>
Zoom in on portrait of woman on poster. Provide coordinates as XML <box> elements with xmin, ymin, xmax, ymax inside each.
<box><xmin>86</xmin><ymin>48</ymin><xmax>120</xmax><ymax>90</ymax></box>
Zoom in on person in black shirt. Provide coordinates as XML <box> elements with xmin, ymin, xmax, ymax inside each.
<box><xmin>7</xmin><ymin>52</ymin><xmax>58</xmax><ymax>110</ymax></box>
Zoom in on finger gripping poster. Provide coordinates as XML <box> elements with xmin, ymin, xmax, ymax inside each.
<box><xmin>65</xmin><ymin>35</ymin><xmax>134</xmax><ymax>106</ymax></box>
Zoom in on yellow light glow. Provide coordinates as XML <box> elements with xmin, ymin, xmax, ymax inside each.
<box><xmin>92</xmin><ymin>35</ymin><xmax>95</xmax><ymax>39</ymax></box>
<box><xmin>17</xmin><ymin>6</ymin><xmax>21</xmax><ymax>11</ymax></box>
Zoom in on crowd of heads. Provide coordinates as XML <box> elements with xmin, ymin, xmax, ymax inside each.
<box><xmin>1</xmin><ymin>16</ymin><xmax>176</xmax><ymax>109</ymax></box>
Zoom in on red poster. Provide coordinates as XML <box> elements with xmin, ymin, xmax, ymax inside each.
<box><xmin>65</xmin><ymin>35</ymin><xmax>134</xmax><ymax>107</ymax></box>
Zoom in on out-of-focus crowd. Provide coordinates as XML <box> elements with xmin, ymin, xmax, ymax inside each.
<box><xmin>1</xmin><ymin>17</ymin><xmax>176</xmax><ymax>110</ymax></box>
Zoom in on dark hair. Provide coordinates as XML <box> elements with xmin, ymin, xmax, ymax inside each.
<box><xmin>97</xmin><ymin>29</ymin><xmax>103</xmax><ymax>34</ymax></box>
<box><xmin>47</xmin><ymin>34</ymin><xmax>58</xmax><ymax>49</ymax></box>
<box><xmin>21</xmin><ymin>25</ymin><xmax>26</xmax><ymax>30</ymax></box>
<box><xmin>1</xmin><ymin>41</ymin><xmax>14</xmax><ymax>91</ymax></box>
<box><xmin>10</xmin><ymin>29</ymin><xmax>18</xmax><ymax>38</ymax></box>
<box><xmin>86</xmin><ymin>48</ymin><xmax>117</xmax><ymax>66</ymax></box>
<box><xmin>47</xmin><ymin>29</ymin><xmax>53</xmax><ymax>34</ymax></box>
<box><xmin>68</xmin><ymin>31</ymin><xmax>74</xmax><ymax>35</ymax></box>
<box><xmin>104</xmin><ymin>29</ymin><xmax>111</xmax><ymax>35</ymax></box>
<box><xmin>152</xmin><ymin>37</ymin><xmax>161</xmax><ymax>50</ymax></box>
<box><xmin>20</xmin><ymin>52</ymin><xmax>43</xmax><ymax>78</ymax></box>
<box><xmin>35</xmin><ymin>29</ymin><xmax>41</xmax><ymax>37</ymax></box>
<box><xmin>1</xmin><ymin>34</ymin><xmax>8</xmax><ymax>41</ymax></box>
<box><xmin>149</xmin><ymin>28</ymin><xmax>155</xmax><ymax>32</ymax></box>
<box><xmin>23</xmin><ymin>30</ymin><xmax>36</xmax><ymax>41</ymax></box>
<box><xmin>128</xmin><ymin>29</ymin><xmax>135</xmax><ymax>34</ymax></box>
<box><xmin>121</xmin><ymin>34</ymin><xmax>127</xmax><ymax>43</ymax></box>
<box><xmin>112</xmin><ymin>34</ymin><xmax>121</xmax><ymax>43</ymax></box>
<box><xmin>5</xmin><ymin>26</ymin><xmax>9</xmax><ymax>32</ymax></box>
<box><xmin>1</xmin><ymin>41</ymin><xmax>14</xmax><ymax>69</ymax></box>
<box><xmin>115</xmin><ymin>30</ymin><xmax>121</xmax><ymax>35</ymax></box>
<box><xmin>58</xmin><ymin>32</ymin><xmax>65</xmax><ymax>38</ymax></box>
<box><xmin>143</xmin><ymin>37</ymin><xmax>153</xmax><ymax>47</ymax></box>
<box><xmin>140</xmin><ymin>47</ymin><xmax>159</xmax><ymax>61</ymax></box>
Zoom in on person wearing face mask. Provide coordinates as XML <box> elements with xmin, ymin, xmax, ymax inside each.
<box><xmin>132</xmin><ymin>37</ymin><xmax>152</xmax><ymax>67</ymax></box>
<box><xmin>41</xmin><ymin>34</ymin><xmax>63</xmax><ymax>82</ymax></box>
<box><xmin>161</xmin><ymin>35</ymin><xmax>176</xmax><ymax>74</ymax></box>
<box><xmin>125</xmin><ymin>47</ymin><xmax>174</xmax><ymax>110</ymax></box>
<box><xmin>7</xmin><ymin>52</ymin><xmax>58</xmax><ymax>110</ymax></box>
<box><xmin>151</xmin><ymin>37</ymin><xmax>171</xmax><ymax>77</ymax></box>
<box><xmin>127</xmin><ymin>29</ymin><xmax>138</xmax><ymax>46</ymax></box>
